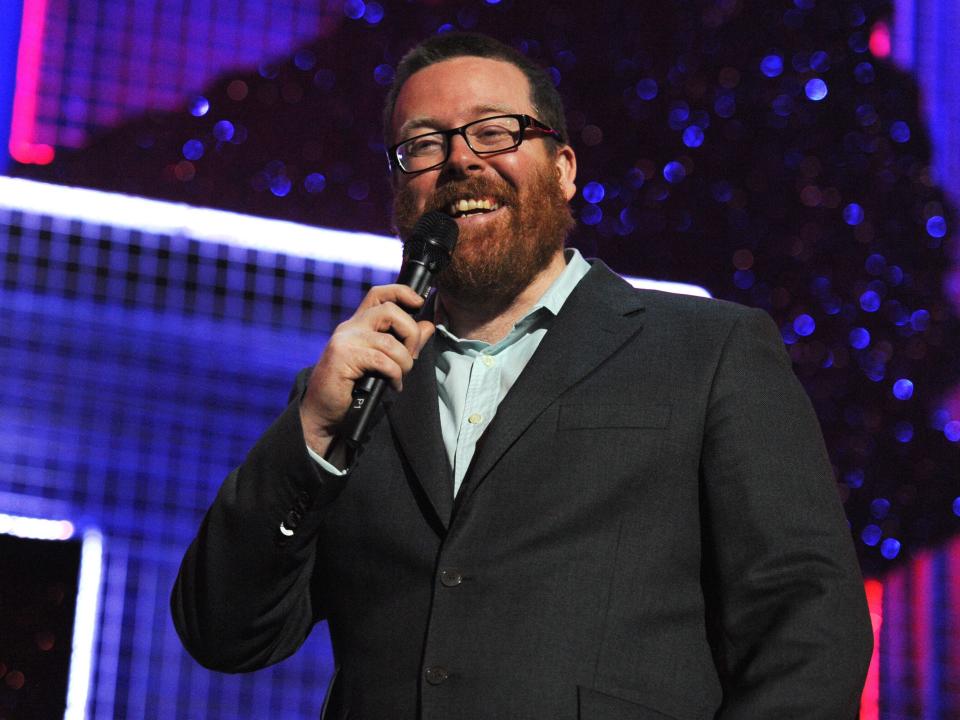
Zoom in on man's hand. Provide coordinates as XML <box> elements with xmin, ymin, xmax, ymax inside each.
<box><xmin>299</xmin><ymin>284</ymin><xmax>436</xmax><ymax>458</ymax></box>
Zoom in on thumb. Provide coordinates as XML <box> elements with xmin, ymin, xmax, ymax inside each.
<box><xmin>413</xmin><ymin>320</ymin><xmax>436</xmax><ymax>359</ymax></box>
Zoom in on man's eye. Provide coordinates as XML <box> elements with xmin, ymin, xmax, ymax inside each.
<box><xmin>406</xmin><ymin>137</ymin><xmax>444</xmax><ymax>155</ymax></box>
<box><xmin>472</xmin><ymin>126</ymin><xmax>512</xmax><ymax>143</ymax></box>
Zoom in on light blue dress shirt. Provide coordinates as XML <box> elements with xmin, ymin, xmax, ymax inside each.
<box><xmin>309</xmin><ymin>248</ymin><xmax>591</xmax><ymax>495</ymax></box>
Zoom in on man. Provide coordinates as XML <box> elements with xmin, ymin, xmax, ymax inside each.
<box><xmin>173</xmin><ymin>32</ymin><xmax>873</xmax><ymax>719</ymax></box>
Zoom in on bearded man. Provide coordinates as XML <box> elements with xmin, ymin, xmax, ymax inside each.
<box><xmin>173</xmin><ymin>32</ymin><xmax>873</xmax><ymax>720</ymax></box>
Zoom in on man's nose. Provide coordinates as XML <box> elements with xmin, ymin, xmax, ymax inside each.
<box><xmin>443</xmin><ymin>133</ymin><xmax>485</xmax><ymax>176</ymax></box>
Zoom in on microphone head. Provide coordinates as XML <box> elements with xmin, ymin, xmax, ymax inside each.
<box><xmin>404</xmin><ymin>210</ymin><xmax>459</xmax><ymax>273</ymax></box>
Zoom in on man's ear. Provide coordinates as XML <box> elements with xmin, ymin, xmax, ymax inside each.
<box><xmin>554</xmin><ymin>144</ymin><xmax>577</xmax><ymax>202</ymax></box>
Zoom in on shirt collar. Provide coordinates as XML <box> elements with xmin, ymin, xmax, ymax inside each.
<box><xmin>434</xmin><ymin>248</ymin><xmax>591</xmax><ymax>351</ymax></box>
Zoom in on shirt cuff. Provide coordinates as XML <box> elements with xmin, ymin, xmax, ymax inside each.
<box><xmin>306</xmin><ymin>443</ymin><xmax>349</xmax><ymax>476</ymax></box>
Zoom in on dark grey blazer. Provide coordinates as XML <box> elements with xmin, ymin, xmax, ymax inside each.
<box><xmin>172</xmin><ymin>261</ymin><xmax>873</xmax><ymax>720</ymax></box>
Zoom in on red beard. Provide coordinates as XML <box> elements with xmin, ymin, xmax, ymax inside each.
<box><xmin>392</xmin><ymin>162</ymin><xmax>575</xmax><ymax>308</ymax></box>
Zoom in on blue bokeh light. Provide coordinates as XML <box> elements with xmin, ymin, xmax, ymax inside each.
<box><xmin>861</xmin><ymin>524</ymin><xmax>882</xmax><ymax>546</ymax></box>
<box><xmin>373</xmin><ymin>64</ymin><xmax>394</xmax><ymax>86</ymax></box>
<box><xmin>182</xmin><ymin>139</ymin><xmax>204</xmax><ymax>160</ymax></box>
<box><xmin>663</xmin><ymin>161</ymin><xmax>686</xmax><ymax>183</ymax></box>
<box><xmin>793</xmin><ymin>313</ymin><xmax>816</xmax><ymax>336</ymax></box>
<box><xmin>805</xmin><ymin>78</ymin><xmax>828</xmax><ymax>101</ymax></box>
<box><xmin>772</xmin><ymin>94</ymin><xmax>793</xmax><ymax>117</ymax></box>
<box><xmin>635</xmin><ymin>78</ymin><xmax>658</xmax><ymax>100</ymax></box>
<box><xmin>945</xmin><ymin>421</ymin><xmax>960</xmax><ymax>442</ymax></box>
<box><xmin>845</xmin><ymin>469</ymin><xmax>865</xmax><ymax>488</ymax></box>
<box><xmin>734</xmin><ymin>270</ymin><xmax>755</xmax><ymax>289</ymax></box>
<box><xmin>864</xmin><ymin>253</ymin><xmax>885</xmax><ymax>275</ymax></box>
<box><xmin>582</xmin><ymin>182</ymin><xmax>605</xmax><ymax>204</ymax></box>
<box><xmin>849</xmin><ymin>327</ymin><xmax>871</xmax><ymax>349</ymax></box>
<box><xmin>343</xmin><ymin>0</ymin><xmax>365</xmax><ymax>19</ymax></box>
<box><xmin>714</xmin><ymin>94</ymin><xmax>736</xmax><ymax>118</ymax></box>
<box><xmin>910</xmin><ymin>309</ymin><xmax>930</xmax><ymax>331</ymax></box>
<box><xmin>880</xmin><ymin>538</ymin><xmax>901</xmax><ymax>560</ymax></box>
<box><xmin>854</xmin><ymin>61</ymin><xmax>875</xmax><ymax>84</ymax></box>
<box><xmin>581</xmin><ymin>204</ymin><xmax>602</xmax><ymax>226</ymax></box>
<box><xmin>625</xmin><ymin>168</ymin><xmax>645</xmax><ymax>189</ymax></box>
<box><xmin>843</xmin><ymin>203</ymin><xmax>864</xmax><ymax>226</ymax></box>
<box><xmin>682</xmin><ymin>126</ymin><xmax>705</xmax><ymax>148</ymax></box>
<box><xmin>893</xmin><ymin>379</ymin><xmax>914</xmax><ymax>400</ymax></box>
<box><xmin>363</xmin><ymin>1</ymin><xmax>384</xmax><ymax>23</ymax></box>
<box><xmin>270</xmin><ymin>175</ymin><xmax>292</xmax><ymax>197</ymax></box>
<box><xmin>890</xmin><ymin>120</ymin><xmax>911</xmax><ymax>143</ymax></box>
<box><xmin>294</xmin><ymin>50</ymin><xmax>316</xmax><ymax>71</ymax></box>
<box><xmin>894</xmin><ymin>421</ymin><xmax>914</xmax><ymax>443</ymax></box>
<box><xmin>954</xmin><ymin>497</ymin><xmax>960</xmax><ymax>517</ymax></box>
<box><xmin>870</xmin><ymin>498</ymin><xmax>891</xmax><ymax>520</ymax></box>
<box><xmin>859</xmin><ymin>290</ymin><xmax>880</xmax><ymax>312</ymax></box>
<box><xmin>213</xmin><ymin>120</ymin><xmax>235</xmax><ymax>142</ymax></box>
<box><xmin>189</xmin><ymin>96</ymin><xmax>210</xmax><ymax>117</ymax></box>
<box><xmin>304</xmin><ymin>173</ymin><xmax>326</xmax><ymax>193</ymax></box>
<box><xmin>760</xmin><ymin>54</ymin><xmax>784</xmax><ymax>77</ymax></box>
<box><xmin>810</xmin><ymin>50</ymin><xmax>830</xmax><ymax>72</ymax></box>
<box><xmin>926</xmin><ymin>215</ymin><xmax>947</xmax><ymax>238</ymax></box>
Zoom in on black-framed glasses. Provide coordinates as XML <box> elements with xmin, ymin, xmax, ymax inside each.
<box><xmin>387</xmin><ymin>114</ymin><xmax>563</xmax><ymax>174</ymax></box>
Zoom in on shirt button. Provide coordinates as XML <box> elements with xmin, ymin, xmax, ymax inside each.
<box><xmin>467</xmin><ymin>413</ymin><xmax>483</xmax><ymax>425</ymax></box>
<box><xmin>480</xmin><ymin>355</ymin><xmax>495</xmax><ymax>367</ymax></box>
<box><xmin>440</xmin><ymin>569</ymin><xmax>463</xmax><ymax>587</ymax></box>
<box><xmin>424</xmin><ymin>666</ymin><xmax>449</xmax><ymax>685</ymax></box>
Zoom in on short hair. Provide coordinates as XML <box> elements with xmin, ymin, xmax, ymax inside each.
<box><xmin>383</xmin><ymin>32</ymin><xmax>568</xmax><ymax>151</ymax></box>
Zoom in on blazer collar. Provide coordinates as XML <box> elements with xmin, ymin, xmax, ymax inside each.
<box><xmin>385</xmin><ymin>260</ymin><xmax>646</xmax><ymax>530</ymax></box>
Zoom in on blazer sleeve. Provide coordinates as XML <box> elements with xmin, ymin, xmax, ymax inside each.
<box><xmin>699</xmin><ymin>307</ymin><xmax>873</xmax><ymax>719</ymax></box>
<box><xmin>170</xmin><ymin>368</ymin><xmax>341</xmax><ymax>672</ymax></box>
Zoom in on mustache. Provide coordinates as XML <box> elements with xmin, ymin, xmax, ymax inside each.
<box><xmin>425</xmin><ymin>177</ymin><xmax>518</xmax><ymax>213</ymax></box>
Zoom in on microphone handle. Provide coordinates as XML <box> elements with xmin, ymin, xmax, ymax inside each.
<box><xmin>338</xmin><ymin>259</ymin><xmax>435</xmax><ymax>452</ymax></box>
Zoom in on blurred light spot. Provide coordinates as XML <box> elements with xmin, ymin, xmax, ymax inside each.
<box><xmin>174</xmin><ymin>161</ymin><xmax>195</xmax><ymax>182</ymax></box>
<box><xmin>846</xmin><ymin>469</ymin><xmax>865</xmax><ymax>488</ymax></box>
<box><xmin>714</xmin><ymin>94</ymin><xmax>736</xmax><ymax>118</ymax></box>
<box><xmin>343</xmin><ymin>0</ymin><xmax>365</xmax><ymax>19</ymax></box>
<box><xmin>861</xmin><ymin>524</ymin><xmax>882</xmax><ymax>546</ymax></box>
<box><xmin>294</xmin><ymin>50</ymin><xmax>316</xmax><ymax>71</ymax></box>
<box><xmin>734</xmin><ymin>269</ymin><xmax>755</xmax><ymax>289</ymax></box>
<box><xmin>844</xmin><ymin>203</ymin><xmax>864</xmax><ymax>226</ymax></box>
<box><xmin>711</xmin><ymin>181</ymin><xmax>733</xmax><ymax>202</ymax></box>
<box><xmin>733</xmin><ymin>248</ymin><xmax>753</xmax><ymax>270</ymax></box>
<box><xmin>270</xmin><ymin>176</ymin><xmax>291</xmax><ymax>197</ymax></box>
<box><xmin>810</xmin><ymin>50</ymin><xmax>830</xmax><ymax>72</ymax></box>
<box><xmin>213</xmin><ymin>120</ymin><xmax>235</xmax><ymax>142</ymax></box>
<box><xmin>304</xmin><ymin>173</ymin><xmax>326</xmax><ymax>193</ymax></box>
<box><xmin>945</xmin><ymin>421</ymin><xmax>960</xmax><ymax>442</ymax></box>
<box><xmin>182</xmin><ymin>139</ymin><xmax>204</xmax><ymax>161</ymax></box>
<box><xmin>626</xmin><ymin>168</ymin><xmax>645</xmax><ymax>189</ymax></box>
<box><xmin>682</xmin><ymin>126</ymin><xmax>704</xmax><ymax>148</ymax></box>
<box><xmin>189</xmin><ymin>96</ymin><xmax>209</xmax><ymax>117</ymax></box>
<box><xmin>850</xmin><ymin>327</ymin><xmax>871</xmax><ymax>349</ymax></box>
<box><xmin>870</xmin><ymin>20</ymin><xmax>891</xmax><ymax>58</ymax></box>
<box><xmin>547</xmin><ymin>67</ymin><xmax>561</xmax><ymax>87</ymax></box>
<box><xmin>854</xmin><ymin>61</ymin><xmax>875</xmax><ymax>84</ymax></box>
<box><xmin>864</xmin><ymin>253</ymin><xmax>885</xmax><ymax>275</ymax></box>
<box><xmin>885</xmin><ymin>265</ymin><xmax>903</xmax><ymax>285</ymax></box>
<box><xmin>437</xmin><ymin>23</ymin><xmax>455</xmax><ymax>33</ymax></box>
<box><xmin>781</xmin><ymin>324</ymin><xmax>797</xmax><ymax>344</ymax></box>
<box><xmin>348</xmin><ymin>180</ymin><xmax>369</xmax><ymax>200</ymax></box>
<box><xmin>793</xmin><ymin>314</ymin><xmax>816</xmax><ymax>336</ymax></box>
<box><xmin>860</xmin><ymin>290</ymin><xmax>881</xmax><ymax>312</ymax></box>
<box><xmin>894</xmin><ymin>421</ymin><xmax>913</xmax><ymax>442</ymax></box>
<box><xmin>582</xmin><ymin>181</ymin><xmax>604</xmax><ymax>204</ymax></box>
<box><xmin>581</xmin><ymin>204</ymin><xmax>602</xmax><ymax>225</ymax></box>
<box><xmin>910</xmin><ymin>309</ymin><xmax>930</xmax><ymax>331</ymax></box>
<box><xmin>856</xmin><ymin>104</ymin><xmax>878</xmax><ymax>126</ymax></box>
<box><xmin>663</xmin><ymin>161</ymin><xmax>686</xmax><ymax>184</ymax></box>
<box><xmin>870</xmin><ymin>498</ymin><xmax>891</xmax><ymax>519</ymax></box>
<box><xmin>314</xmin><ymin>69</ymin><xmax>336</xmax><ymax>92</ymax></box>
<box><xmin>893</xmin><ymin>378</ymin><xmax>914</xmax><ymax>400</ymax></box>
<box><xmin>890</xmin><ymin>120</ymin><xmax>910</xmax><ymax>143</ymax></box>
<box><xmin>849</xmin><ymin>31</ymin><xmax>870</xmax><ymax>53</ymax></box>
<box><xmin>772</xmin><ymin>94</ymin><xmax>793</xmax><ymax>117</ymax></box>
<box><xmin>373</xmin><ymin>64</ymin><xmax>394</xmax><ymax>86</ymax></box>
<box><xmin>880</xmin><ymin>537</ymin><xmax>901</xmax><ymax>559</ymax></box>
<box><xmin>258</xmin><ymin>62</ymin><xmax>279</xmax><ymax>80</ymax></box>
<box><xmin>485</xmin><ymin>0</ymin><xmax>502</xmax><ymax>4</ymax></box>
<box><xmin>363</xmin><ymin>1</ymin><xmax>384</xmax><ymax>23</ymax></box>
<box><xmin>227</xmin><ymin>80</ymin><xmax>248</xmax><ymax>101</ymax></box>
<box><xmin>805</xmin><ymin>78</ymin><xmax>828</xmax><ymax>101</ymax></box>
<box><xmin>953</xmin><ymin>497</ymin><xmax>960</xmax><ymax>516</ymax></box>
<box><xmin>581</xmin><ymin>125</ymin><xmax>603</xmax><ymax>146</ymax></box>
<box><xmin>635</xmin><ymin>78</ymin><xmax>658</xmax><ymax>100</ymax></box>
<box><xmin>5</xmin><ymin>671</ymin><xmax>25</xmax><ymax>690</ymax></box>
<box><xmin>926</xmin><ymin>215</ymin><xmax>947</xmax><ymax>238</ymax></box>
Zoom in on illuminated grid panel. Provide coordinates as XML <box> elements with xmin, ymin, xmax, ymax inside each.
<box><xmin>28</xmin><ymin>0</ymin><xmax>341</xmax><ymax>151</ymax></box>
<box><xmin>0</xmin><ymin>202</ymin><xmax>395</xmax><ymax>718</ymax></box>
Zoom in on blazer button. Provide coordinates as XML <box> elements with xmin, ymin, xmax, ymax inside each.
<box><xmin>439</xmin><ymin>569</ymin><xmax>463</xmax><ymax>587</ymax></box>
<box><xmin>424</xmin><ymin>666</ymin><xmax>448</xmax><ymax>685</ymax></box>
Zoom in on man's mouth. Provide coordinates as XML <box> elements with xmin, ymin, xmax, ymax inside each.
<box><xmin>444</xmin><ymin>197</ymin><xmax>502</xmax><ymax>218</ymax></box>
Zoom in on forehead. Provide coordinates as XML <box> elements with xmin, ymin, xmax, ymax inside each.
<box><xmin>391</xmin><ymin>56</ymin><xmax>534</xmax><ymax>140</ymax></box>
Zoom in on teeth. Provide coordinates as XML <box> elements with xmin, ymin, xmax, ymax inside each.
<box><xmin>447</xmin><ymin>198</ymin><xmax>500</xmax><ymax>216</ymax></box>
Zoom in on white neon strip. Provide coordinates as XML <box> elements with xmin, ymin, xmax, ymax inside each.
<box><xmin>0</xmin><ymin>511</ymin><xmax>75</xmax><ymax>540</ymax></box>
<box><xmin>0</xmin><ymin>176</ymin><xmax>710</xmax><ymax>297</ymax></box>
<box><xmin>65</xmin><ymin>528</ymin><xmax>104</xmax><ymax>720</ymax></box>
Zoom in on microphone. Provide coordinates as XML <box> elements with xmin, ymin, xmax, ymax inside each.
<box><xmin>335</xmin><ymin>210</ymin><xmax>459</xmax><ymax>458</ymax></box>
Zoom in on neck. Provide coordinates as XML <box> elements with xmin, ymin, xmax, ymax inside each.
<box><xmin>437</xmin><ymin>251</ymin><xmax>567</xmax><ymax>344</ymax></box>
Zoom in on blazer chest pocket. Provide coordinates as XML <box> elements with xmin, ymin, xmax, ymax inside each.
<box><xmin>558</xmin><ymin>402</ymin><xmax>671</xmax><ymax>430</ymax></box>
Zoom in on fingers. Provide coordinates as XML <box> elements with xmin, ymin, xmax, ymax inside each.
<box><xmin>357</xmin><ymin>284</ymin><xmax>427</xmax><ymax>314</ymax></box>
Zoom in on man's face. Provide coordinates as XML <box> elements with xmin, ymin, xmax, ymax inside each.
<box><xmin>390</xmin><ymin>56</ymin><xmax>577</xmax><ymax>303</ymax></box>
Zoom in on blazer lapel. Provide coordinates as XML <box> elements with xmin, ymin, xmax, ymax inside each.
<box><xmin>385</xmin><ymin>337</ymin><xmax>454</xmax><ymax>530</ymax></box>
<box><xmin>453</xmin><ymin>262</ymin><xmax>646</xmax><ymax>512</ymax></box>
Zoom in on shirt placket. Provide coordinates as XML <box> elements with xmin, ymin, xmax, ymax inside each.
<box><xmin>452</xmin><ymin>352</ymin><xmax>500</xmax><ymax>494</ymax></box>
